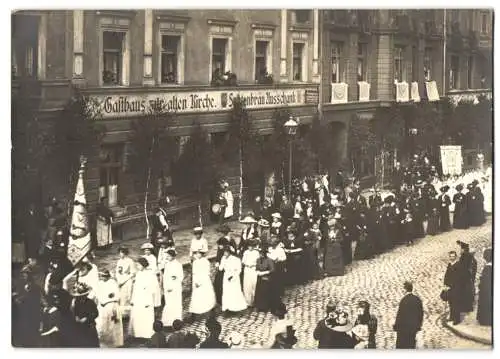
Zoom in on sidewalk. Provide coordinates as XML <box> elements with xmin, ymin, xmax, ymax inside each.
<box><xmin>442</xmin><ymin>308</ymin><xmax>493</xmax><ymax>345</ymax></box>
<box><xmin>93</xmin><ymin>220</ymin><xmax>245</xmax><ymax>274</ymax></box>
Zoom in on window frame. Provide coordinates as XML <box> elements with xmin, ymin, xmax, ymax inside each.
<box><xmin>481</xmin><ymin>12</ymin><xmax>489</xmax><ymax>34</ymax></box>
<box><xmin>293</xmin><ymin>10</ymin><xmax>312</xmax><ymax>24</ymax></box>
<box><xmin>99</xmin><ymin>144</ymin><xmax>123</xmax><ymax>207</ymax></box>
<box><xmin>424</xmin><ymin>47</ymin><xmax>432</xmax><ymax>81</ymax></box>
<box><xmin>209</xmin><ymin>35</ymin><xmax>232</xmax><ymax>82</ymax></box>
<box><xmin>331</xmin><ymin>41</ymin><xmax>344</xmax><ymax>83</ymax></box>
<box><xmin>466</xmin><ymin>55</ymin><xmax>474</xmax><ymax>89</ymax></box>
<box><xmin>291</xmin><ymin>41</ymin><xmax>307</xmax><ymax>82</ymax></box>
<box><xmin>252</xmin><ymin>28</ymin><xmax>273</xmax><ymax>82</ymax></box>
<box><xmin>394</xmin><ymin>45</ymin><xmax>405</xmax><ymax>83</ymax></box>
<box><xmin>449</xmin><ymin>54</ymin><xmax>460</xmax><ymax>89</ymax></box>
<box><xmin>98</xmin><ymin>18</ymin><xmax>130</xmax><ymax>87</ymax></box>
<box><xmin>357</xmin><ymin>42</ymin><xmax>367</xmax><ymax>82</ymax></box>
<box><xmin>157</xmin><ymin>32</ymin><xmax>184</xmax><ymax>85</ymax></box>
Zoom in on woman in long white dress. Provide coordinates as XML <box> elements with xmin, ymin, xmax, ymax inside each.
<box><xmin>115</xmin><ymin>247</ymin><xmax>135</xmax><ymax>317</ymax></box>
<box><xmin>129</xmin><ymin>257</ymin><xmax>157</xmax><ymax>339</ymax></box>
<box><xmin>140</xmin><ymin>242</ymin><xmax>161</xmax><ymax>310</ymax></box>
<box><xmin>95</xmin><ymin>270</ymin><xmax>123</xmax><ymax>348</ymax></box>
<box><xmin>220</xmin><ymin>247</ymin><xmax>248</xmax><ymax>313</ymax></box>
<box><xmin>161</xmin><ymin>249</ymin><xmax>184</xmax><ymax>328</ymax></box>
<box><xmin>241</xmin><ymin>240</ymin><xmax>259</xmax><ymax>306</ymax></box>
<box><xmin>189</xmin><ymin>251</ymin><xmax>216</xmax><ymax>315</ymax></box>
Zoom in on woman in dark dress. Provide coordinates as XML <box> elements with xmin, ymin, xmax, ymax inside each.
<box><xmin>303</xmin><ymin>224</ymin><xmax>321</xmax><ymax>281</ymax></box>
<box><xmin>283</xmin><ymin>231</ymin><xmax>305</xmax><ymax>285</ymax></box>
<box><xmin>426</xmin><ymin>197</ymin><xmax>440</xmax><ymax>236</ymax></box>
<box><xmin>469</xmin><ymin>184</ymin><xmax>486</xmax><ymax>227</ymax></box>
<box><xmin>477</xmin><ymin>248</ymin><xmax>493</xmax><ymax>326</ymax></box>
<box><xmin>40</xmin><ymin>294</ymin><xmax>62</xmax><ymax>347</ymax></box>
<box><xmin>323</xmin><ymin>219</ymin><xmax>345</xmax><ymax>277</ymax></box>
<box><xmin>438</xmin><ymin>186</ymin><xmax>451</xmax><ymax>232</ymax></box>
<box><xmin>354</xmin><ymin>213</ymin><xmax>373</xmax><ymax>260</ymax></box>
<box><xmin>254</xmin><ymin>246</ymin><xmax>276</xmax><ymax>313</ymax></box>
<box><xmin>452</xmin><ymin>184</ymin><xmax>468</xmax><ymax>229</ymax></box>
<box><xmin>69</xmin><ymin>282</ymin><xmax>100</xmax><ymax>347</ymax></box>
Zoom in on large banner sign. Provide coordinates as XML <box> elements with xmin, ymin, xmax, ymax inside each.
<box><xmin>440</xmin><ymin>145</ymin><xmax>463</xmax><ymax>176</ymax></box>
<box><xmin>90</xmin><ymin>87</ymin><xmax>315</xmax><ymax>119</ymax></box>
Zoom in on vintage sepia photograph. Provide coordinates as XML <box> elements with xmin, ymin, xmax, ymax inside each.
<box><xmin>11</xmin><ymin>7</ymin><xmax>493</xmax><ymax>349</ymax></box>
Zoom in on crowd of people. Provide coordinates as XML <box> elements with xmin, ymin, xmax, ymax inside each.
<box><xmin>12</xmin><ymin>154</ymin><xmax>492</xmax><ymax>348</ymax></box>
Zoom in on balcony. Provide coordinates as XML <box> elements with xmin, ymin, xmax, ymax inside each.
<box><xmin>447</xmin><ymin>89</ymin><xmax>492</xmax><ymax>106</ymax></box>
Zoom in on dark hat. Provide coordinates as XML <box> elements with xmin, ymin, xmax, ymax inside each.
<box><xmin>166</xmin><ymin>249</ymin><xmax>177</xmax><ymax>257</ymax></box>
<box><xmin>384</xmin><ymin>196</ymin><xmax>392</xmax><ymax>204</ymax></box>
<box><xmin>222</xmin><ymin>245</ymin><xmax>235</xmax><ymax>254</ymax></box>
<box><xmin>440</xmin><ymin>185</ymin><xmax>450</xmax><ymax>192</ymax></box>
<box><xmin>456</xmin><ymin>240</ymin><xmax>470</xmax><ymax>251</ymax></box>
<box><xmin>217</xmin><ymin>224</ymin><xmax>232</xmax><ymax>234</ymax></box>
<box><xmin>455</xmin><ymin>184</ymin><xmax>464</xmax><ymax>191</ymax></box>
<box><xmin>472</xmin><ymin>179</ymin><xmax>479</xmax><ymax>186</ymax></box>
<box><xmin>326</xmin><ymin>299</ymin><xmax>337</xmax><ymax>313</ymax></box>
<box><xmin>137</xmin><ymin>257</ymin><xmax>149</xmax><ymax>268</ymax></box>
<box><xmin>99</xmin><ymin>269</ymin><xmax>111</xmax><ymax>278</ymax></box>
<box><xmin>70</xmin><ymin>282</ymin><xmax>91</xmax><ymax>297</ymax></box>
<box><xmin>118</xmin><ymin>246</ymin><xmax>129</xmax><ymax>255</ymax></box>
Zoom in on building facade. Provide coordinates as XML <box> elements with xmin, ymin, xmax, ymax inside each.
<box><xmin>11</xmin><ymin>9</ymin><xmax>493</xmax><ymax>234</ymax></box>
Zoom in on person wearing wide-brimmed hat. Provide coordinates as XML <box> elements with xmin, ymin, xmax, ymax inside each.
<box><xmin>190</xmin><ymin>250</ymin><xmax>216</xmax><ymax>316</ymax></box>
<box><xmin>157</xmin><ymin>236</ymin><xmax>175</xmax><ymax>273</ymax></box>
<box><xmin>219</xmin><ymin>246</ymin><xmax>248</xmax><ymax>314</ymax></box>
<box><xmin>240</xmin><ymin>214</ymin><xmax>257</xmax><ymax>242</ymax></box>
<box><xmin>438</xmin><ymin>185</ymin><xmax>452</xmax><ymax>232</ymax></box>
<box><xmin>270</xmin><ymin>212</ymin><xmax>283</xmax><ymax>239</ymax></box>
<box><xmin>242</xmin><ymin>239</ymin><xmax>259</xmax><ymax>306</ymax></box>
<box><xmin>129</xmin><ymin>257</ymin><xmax>156</xmax><ymax>339</ymax></box>
<box><xmin>468</xmin><ymin>183</ymin><xmax>486</xmax><ymax>227</ymax></box>
<box><xmin>452</xmin><ymin>184</ymin><xmax>468</xmax><ymax>229</ymax></box>
<box><xmin>314</xmin><ymin>305</ymin><xmax>358</xmax><ymax>348</ymax></box>
<box><xmin>189</xmin><ymin>226</ymin><xmax>208</xmax><ymax>259</ymax></box>
<box><xmin>141</xmin><ymin>242</ymin><xmax>158</xmax><ymax>273</ymax></box>
<box><xmin>95</xmin><ymin>269</ymin><xmax>123</xmax><ymax>347</ymax></box>
<box><xmin>258</xmin><ymin>218</ymin><xmax>271</xmax><ymax>245</ymax></box>
<box><xmin>69</xmin><ymin>282</ymin><xmax>100</xmax><ymax>347</ymax></box>
<box><xmin>283</xmin><ymin>230</ymin><xmax>305</xmax><ymax>286</ymax></box>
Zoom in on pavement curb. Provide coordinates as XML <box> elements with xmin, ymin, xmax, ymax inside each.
<box><xmin>440</xmin><ymin>313</ymin><xmax>492</xmax><ymax>345</ymax></box>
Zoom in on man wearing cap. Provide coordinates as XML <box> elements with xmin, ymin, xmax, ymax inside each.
<box><xmin>189</xmin><ymin>227</ymin><xmax>208</xmax><ymax>259</ymax></box>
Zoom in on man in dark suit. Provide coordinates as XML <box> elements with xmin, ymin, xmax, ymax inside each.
<box><xmin>443</xmin><ymin>250</ymin><xmax>465</xmax><ymax>325</ymax></box>
<box><xmin>393</xmin><ymin>281</ymin><xmax>424</xmax><ymax>349</ymax></box>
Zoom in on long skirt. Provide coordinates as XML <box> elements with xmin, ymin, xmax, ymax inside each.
<box><xmin>439</xmin><ymin>208</ymin><xmax>451</xmax><ymax>232</ymax></box>
<box><xmin>427</xmin><ymin>214</ymin><xmax>440</xmax><ymax>235</ymax></box>
<box><xmin>222</xmin><ymin>276</ymin><xmax>248</xmax><ymax>312</ymax></box>
<box><xmin>96</xmin><ymin>219</ymin><xmax>113</xmax><ymax>248</ymax></box>
<box><xmin>254</xmin><ymin>276</ymin><xmax>274</xmax><ymax>312</ymax></box>
<box><xmin>340</xmin><ymin>235</ymin><xmax>353</xmax><ymax>265</ymax></box>
<box><xmin>324</xmin><ymin>242</ymin><xmax>344</xmax><ymax>276</ymax></box>
<box><xmin>73</xmin><ymin>323</ymin><xmax>100</xmax><ymax>347</ymax></box>
<box><xmin>214</xmin><ymin>270</ymin><xmax>224</xmax><ymax>306</ymax></box>
<box><xmin>118</xmin><ymin>279</ymin><xmax>133</xmax><ymax>317</ymax></box>
<box><xmin>285</xmin><ymin>253</ymin><xmax>304</xmax><ymax>285</ymax></box>
<box><xmin>190</xmin><ymin>280</ymin><xmax>216</xmax><ymax>315</ymax></box>
<box><xmin>303</xmin><ymin>245</ymin><xmax>319</xmax><ymax>280</ymax></box>
<box><xmin>161</xmin><ymin>288</ymin><xmax>183</xmax><ymax>327</ymax></box>
<box><xmin>354</xmin><ymin>233</ymin><xmax>373</xmax><ymax>260</ymax></box>
<box><xmin>129</xmin><ymin>305</ymin><xmax>155</xmax><ymax>339</ymax></box>
<box><xmin>243</xmin><ymin>267</ymin><xmax>258</xmax><ymax>306</ymax></box>
<box><xmin>96</xmin><ymin>302</ymin><xmax>123</xmax><ymax>348</ymax></box>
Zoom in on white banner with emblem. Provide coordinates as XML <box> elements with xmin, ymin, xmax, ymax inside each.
<box><xmin>440</xmin><ymin>145</ymin><xmax>463</xmax><ymax>176</ymax></box>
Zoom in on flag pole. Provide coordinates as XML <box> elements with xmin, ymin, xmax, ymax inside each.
<box><xmin>442</xmin><ymin>9</ymin><xmax>447</xmax><ymax>97</ymax></box>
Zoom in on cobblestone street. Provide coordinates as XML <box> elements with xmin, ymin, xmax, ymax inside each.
<box><xmin>106</xmin><ymin>218</ymin><xmax>492</xmax><ymax>349</ymax></box>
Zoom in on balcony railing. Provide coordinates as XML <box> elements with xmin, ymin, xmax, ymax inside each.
<box><xmin>395</xmin><ymin>81</ymin><xmax>409</xmax><ymax>102</ymax></box>
<box><xmin>358</xmin><ymin>82</ymin><xmax>370</xmax><ymax>102</ymax></box>
<box><xmin>447</xmin><ymin>89</ymin><xmax>492</xmax><ymax>106</ymax></box>
<box><xmin>331</xmin><ymin>82</ymin><xmax>348</xmax><ymax>104</ymax></box>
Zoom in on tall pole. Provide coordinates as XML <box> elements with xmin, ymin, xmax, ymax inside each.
<box><xmin>288</xmin><ymin>139</ymin><xmax>293</xmax><ymax>200</ymax></box>
<box><xmin>442</xmin><ymin>9</ymin><xmax>447</xmax><ymax>96</ymax></box>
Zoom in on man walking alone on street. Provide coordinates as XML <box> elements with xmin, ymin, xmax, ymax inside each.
<box><xmin>393</xmin><ymin>281</ymin><xmax>423</xmax><ymax>349</ymax></box>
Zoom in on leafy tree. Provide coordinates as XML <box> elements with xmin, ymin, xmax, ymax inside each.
<box><xmin>308</xmin><ymin>115</ymin><xmax>338</xmax><ymax>174</ymax></box>
<box><xmin>174</xmin><ymin>124</ymin><xmax>219</xmax><ymax>225</ymax></box>
<box><xmin>127</xmin><ymin>106</ymin><xmax>176</xmax><ymax>238</ymax></box>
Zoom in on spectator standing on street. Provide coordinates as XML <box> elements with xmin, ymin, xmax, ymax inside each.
<box><xmin>477</xmin><ymin>248</ymin><xmax>493</xmax><ymax>326</ymax></box>
<box><xmin>443</xmin><ymin>251</ymin><xmax>464</xmax><ymax>325</ymax></box>
<box><xmin>393</xmin><ymin>281</ymin><xmax>423</xmax><ymax>349</ymax></box>
<box><xmin>457</xmin><ymin>241</ymin><xmax>477</xmax><ymax>313</ymax></box>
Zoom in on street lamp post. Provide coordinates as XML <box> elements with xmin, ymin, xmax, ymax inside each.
<box><xmin>284</xmin><ymin>116</ymin><xmax>299</xmax><ymax>200</ymax></box>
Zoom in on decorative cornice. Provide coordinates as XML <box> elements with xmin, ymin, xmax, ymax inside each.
<box><xmin>155</xmin><ymin>13</ymin><xmax>191</xmax><ymax>23</ymax></box>
<box><xmin>95</xmin><ymin>10</ymin><xmax>137</xmax><ymax>19</ymax></box>
<box><xmin>251</xmin><ymin>22</ymin><xmax>277</xmax><ymax>30</ymax></box>
<box><xmin>207</xmin><ymin>18</ymin><xmax>237</xmax><ymax>27</ymax></box>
